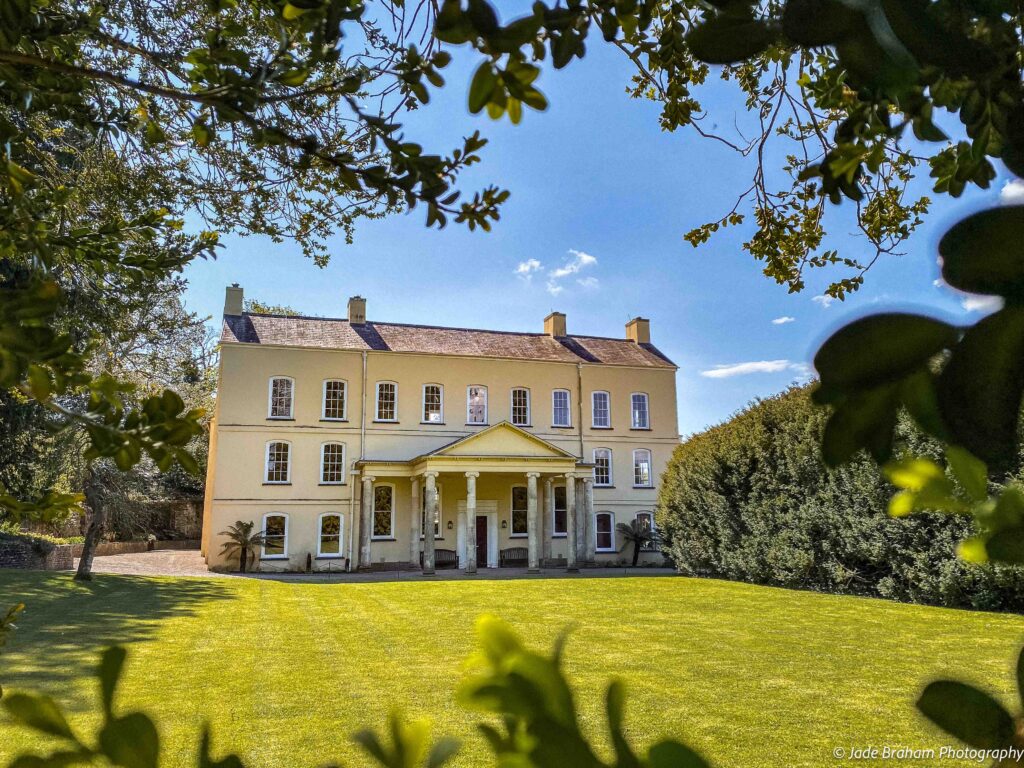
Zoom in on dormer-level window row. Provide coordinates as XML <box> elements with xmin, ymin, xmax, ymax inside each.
<box><xmin>266</xmin><ymin>377</ymin><xmax>652</xmax><ymax>429</ymax></box>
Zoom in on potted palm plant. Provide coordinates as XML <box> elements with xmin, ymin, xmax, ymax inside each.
<box><xmin>218</xmin><ymin>520</ymin><xmax>265</xmax><ymax>573</ymax></box>
<box><xmin>616</xmin><ymin>520</ymin><xmax>660</xmax><ymax>568</ymax></box>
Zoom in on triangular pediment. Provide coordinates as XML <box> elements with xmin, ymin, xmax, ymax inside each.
<box><xmin>427</xmin><ymin>422</ymin><xmax>577</xmax><ymax>459</ymax></box>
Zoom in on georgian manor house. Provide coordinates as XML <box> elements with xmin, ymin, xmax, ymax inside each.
<box><xmin>200</xmin><ymin>286</ymin><xmax>679</xmax><ymax>572</ymax></box>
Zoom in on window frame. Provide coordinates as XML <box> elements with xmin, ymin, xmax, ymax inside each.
<box><xmin>421</xmin><ymin>383</ymin><xmax>445</xmax><ymax>424</ymax></box>
<box><xmin>510</xmin><ymin>486</ymin><xmax>528</xmax><ymax>538</ymax></box>
<box><xmin>591</xmin><ymin>390</ymin><xmax>611</xmax><ymax>428</ymax></box>
<box><xmin>635</xmin><ymin>511</ymin><xmax>657</xmax><ymax>551</ymax></box>
<box><xmin>593</xmin><ymin>447</ymin><xmax>613</xmax><ymax>487</ymax></box>
<box><xmin>371</xmin><ymin>483</ymin><xmax>396</xmax><ymax>540</ymax></box>
<box><xmin>317</xmin><ymin>512</ymin><xmax>344</xmax><ymax>558</ymax></box>
<box><xmin>321</xmin><ymin>379</ymin><xmax>348</xmax><ymax>421</ymax></box>
<box><xmin>510</xmin><ymin>387</ymin><xmax>531</xmax><ymax>426</ymax></box>
<box><xmin>267</xmin><ymin>376</ymin><xmax>295</xmax><ymax>419</ymax></box>
<box><xmin>375</xmin><ymin>381</ymin><xmax>398</xmax><ymax>422</ymax></box>
<box><xmin>630</xmin><ymin>392</ymin><xmax>650</xmax><ymax>430</ymax></box>
<box><xmin>261</xmin><ymin>513</ymin><xmax>289</xmax><ymax>559</ymax></box>
<box><xmin>595</xmin><ymin>511</ymin><xmax>615</xmax><ymax>553</ymax></box>
<box><xmin>551</xmin><ymin>388</ymin><xmax>572</xmax><ymax>428</ymax></box>
<box><xmin>319</xmin><ymin>442</ymin><xmax>346</xmax><ymax>485</ymax></box>
<box><xmin>466</xmin><ymin>385</ymin><xmax>488</xmax><ymax>425</ymax></box>
<box><xmin>633</xmin><ymin>449</ymin><xmax>653</xmax><ymax>488</ymax></box>
<box><xmin>552</xmin><ymin>484</ymin><xmax>567</xmax><ymax>538</ymax></box>
<box><xmin>264</xmin><ymin>440</ymin><xmax>292</xmax><ymax>484</ymax></box>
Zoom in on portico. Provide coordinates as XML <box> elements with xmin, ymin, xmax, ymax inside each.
<box><xmin>354</xmin><ymin>422</ymin><xmax>595</xmax><ymax>574</ymax></box>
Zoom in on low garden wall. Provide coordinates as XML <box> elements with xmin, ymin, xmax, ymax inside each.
<box><xmin>69</xmin><ymin>539</ymin><xmax>200</xmax><ymax>557</ymax></box>
<box><xmin>0</xmin><ymin>533</ymin><xmax>73</xmax><ymax>570</ymax></box>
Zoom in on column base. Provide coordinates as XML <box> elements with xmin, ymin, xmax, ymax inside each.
<box><xmin>464</xmin><ymin>567</ymin><xmax>477</xmax><ymax>575</ymax></box>
<box><xmin>422</xmin><ymin>569</ymin><xmax>435</xmax><ymax>576</ymax></box>
<box><xmin>566</xmin><ymin>566</ymin><xmax>579</xmax><ymax>573</ymax></box>
<box><xmin>527</xmin><ymin>568</ymin><xmax>540</xmax><ymax>574</ymax></box>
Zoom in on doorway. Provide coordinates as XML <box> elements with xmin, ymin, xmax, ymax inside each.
<box><xmin>475</xmin><ymin>516</ymin><xmax>488</xmax><ymax>566</ymax></box>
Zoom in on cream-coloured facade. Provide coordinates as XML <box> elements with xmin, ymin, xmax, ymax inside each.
<box><xmin>201</xmin><ymin>287</ymin><xmax>679</xmax><ymax>572</ymax></box>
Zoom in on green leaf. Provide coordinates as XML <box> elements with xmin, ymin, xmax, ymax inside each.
<box><xmin>647</xmin><ymin>740</ymin><xmax>712</xmax><ymax>768</ymax></box>
<box><xmin>937</xmin><ymin>307</ymin><xmax>1024</xmax><ymax>468</ymax></box>
<box><xmin>917</xmin><ymin>681</ymin><xmax>1014</xmax><ymax>749</ymax></box>
<box><xmin>782</xmin><ymin>0</ymin><xmax>864</xmax><ymax>46</ymax></box>
<box><xmin>99</xmin><ymin>646</ymin><xmax>127</xmax><ymax>717</ymax></box>
<box><xmin>940</xmin><ymin>206</ymin><xmax>1024</xmax><ymax>299</ymax></box>
<box><xmin>98</xmin><ymin>713</ymin><xmax>160</xmax><ymax>768</ymax></box>
<box><xmin>945</xmin><ymin>446</ymin><xmax>988</xmax><ymax>502</ymax></box>
<box><xmin>686</xmin><ymin>14</ymin><xmax>777</xmax><ymax>64</ymax></box>
<box><xmin>468</xmin><ymin>63</ymin><xmax>497</xmax><ymax>114</ymax></box>
<box><xmin>813</xmin><ymin>313</ymin><xmax>958</xmax><ymax>399</ymax></box>
<box><xmin>2</xmin><ymin>693</ymin><xmax>76</xmax><ymax>740</ymax></box>
<box><xmin>282</xmin><ymin>3</ymin><xmax>306</xmax><ymax>19</ymax></box>
<box><xmin>821</xmin><ymin>384</ymin><xmax>899</xmax><ymax>466</ymax></box>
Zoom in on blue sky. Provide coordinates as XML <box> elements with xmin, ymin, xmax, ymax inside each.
<box><xmin>182</xmin><ymin>27</ymin><xmax>1014</xmax><ymax>438</ymax></box>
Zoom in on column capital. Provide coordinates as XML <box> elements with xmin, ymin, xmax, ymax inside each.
<box><xmin>422</xmin><ymin>470</ymin><xmax>439</xmax><ymax>479</ymax></box>
<box><xmin>464</xmin><ymin>471</ymin><xmax>480</xmax><ymax>479</ymax></box>
<box><xmin>361</xmin><ymin>474</ymin><xmax>376</xmax><ymax>483</ymax></box>
<box><xmin>410</xmin><ymin>476</ymin><xmax>420</xmax><ymax>485</ymax></box>
<box><xmin>564</xmin><ymin>471</ymin><xmax>575</xmax><ymax>480</ymax></box>
<box><xmin>526</xmin><ymin>471</ymin><xmax>541</xmax><ymax>479</ymax></box>
<box><xmin>583</xmin><ymin>476</ymin><xmax>594</xmax><ymax>487</ymax></box>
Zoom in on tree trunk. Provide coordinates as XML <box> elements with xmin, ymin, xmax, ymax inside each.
<box><xmin>631</xmin><ymin>540</ymin><xmax>640</xmax><ymax>567</ymax></box>
<box><xmin>74</xmin><ymin>480</ymin><xmax>106</xmax><ymax>582</ymax></box>
<box><xmin>240</xmin><ymin>546</ymin><xmax>248</xmax><ymax>573</ymax></box>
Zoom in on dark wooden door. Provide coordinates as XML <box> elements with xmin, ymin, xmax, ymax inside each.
<box><xmin>475</xmin><ymin>516</ymin><xmax>488</xmax><ymax>566</ymax></box>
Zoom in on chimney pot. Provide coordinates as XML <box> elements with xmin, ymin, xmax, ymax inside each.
<box><xmin>224</xmin><ymin>284</ymin><xmax>243</xmax><ymax>316</ymax></box>
<box><xmin>625</xmin><ymin>317</ymin><xmax>650</xmax><ymax>344</ymax></box>
<box><xmin>544</xmin><ymin>311</ymin><xmax>566</xmax><ymax>337</ymax></box>
<box><xmin>348</xmin><ymin>295</ymin><xmax>367</xmax><ymax>324</ymax></box>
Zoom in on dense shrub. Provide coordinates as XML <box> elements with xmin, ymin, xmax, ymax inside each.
<box><xmin>657</xmin><ymin>385</ymin><xmax>1024</xmax><ymax>611</ymax></box>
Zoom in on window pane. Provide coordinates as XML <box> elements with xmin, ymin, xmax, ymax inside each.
<box><xmin>596</xmin><ymin>513</ymin><xmax>612</xmax><ymax>550</ymax></box>
<box><xmin>321</xmin><ymin>443</ymin><xmax>344</xmax><ymax>483</ymax></box>
<box><xmin>511</xmin><ymin>486</ymin><xmax>528</xmax><ymax>535</ymax></box>
<box><xmin>373</xmin><ymin>486</ymin><xmax>393</xmax><ymax>537</ymax></box>
<box><xmin>631</xmin><ymin>394</ymin><xmax>649</xmax><ymax>429</ymax></box>
<box><xmin>320</xmin><ymin>515</ymin><xmax>341</xmax><ymax>554</ymax></box>
<box><xmin>468</xmin><ymin>386</ymin><xmax>487</xmax><ymax>423</ymax></box>
<box><xmin>594</xmin><ymin>449</ymin><xmax>611</xmax><ymax>486</ymax></box>
<box><xmin>423</xmin><ymin>385</ymin><xmax>443</xmax><ymax>422</ymax></box>
<box><xmin>264</xmin><ymin>516</ymin><xmax>286</xmax><ymax>555</ymax></box>
<box><xmin>552</xmin><ymin>390</ymin><xmax>570</xmax><ymax>426</ymax></box>
<box><xmin>377</xmin><ymin>383</ymin><xmax>396</xmax><ymax>420</ymax></box>
<box><xmin>270</xmin><ymin>378</ymin><xmax>292</xmax><ymax>417</ymax></box>
<box><xmin>637</xmin><ymin>513</ymin><xmax>656</xmax><ymax>550</ymax></box>
<box><xmin>553</xmin><ymin>486</ymin><xmax>567</xmax><ymax>534</ymax></box>
<box><xmin>324</xmin><ymin>381</ymin><xmax>346</xmax><ymax>419</ymax></box>
<box><xmin>512</xmin><ymin>388</ymin><xmax>529</xmax><ymax>425</ymax></box>
<box><xmin>593</xmin><ymin>392</ymin><xmax>609</xmax><ymax>427</ymax></box>
<box><xmin>634</xmin><ymin>450</ymin><xmax>651</xmax><ymax>486</ymax></box>
<box><xmin>266</xmin><ymin>442</ymin><xmax>290</xmax><ymax>482</ymax></box>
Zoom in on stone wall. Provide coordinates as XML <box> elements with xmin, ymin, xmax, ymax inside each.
<box><xmin>69</xmin><ymin>539</ymin><xmax>200</xmax><ymax>557</ymax></box>
<box><xmin>0</xmin><ymin>534</ymin><xmax>73</xmax><ymax>570</ymax></box>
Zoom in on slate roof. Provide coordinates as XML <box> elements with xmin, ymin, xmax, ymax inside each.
<box><xmin>221</xmin><ymin>313</ymin><xmax>676</xmax><ymax>368</ymax></box>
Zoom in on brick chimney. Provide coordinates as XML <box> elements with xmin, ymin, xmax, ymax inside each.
<box><xmin>224</xmin><ymin>283</ymin><xmax>243</xmax><ymax>316</ymax></box>
<box><xmin>348</xmin><ymin>295</ymin><xmax>366</xmax><ymax>324</ymax></box>
<box><xmin>625</xmin><ymin>317</ymin><xmax>650</xmax><ymax>344</ymax></box>
<box><xmin>544</xmin><ymin>311</ymin><xmax>566</xmax><ymax>337</ymax></box>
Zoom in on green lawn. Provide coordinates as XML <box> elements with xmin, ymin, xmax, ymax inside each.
<box><xmin>1</xmin><ymin>572</ymin><xmax>1022</xmax><ymax>767</ymax></box>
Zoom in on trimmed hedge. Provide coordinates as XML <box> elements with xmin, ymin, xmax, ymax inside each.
<box><xmin>657</xmin><ymin>385</ymin><xmax>1024</xmax><ymax>610</ymax></box>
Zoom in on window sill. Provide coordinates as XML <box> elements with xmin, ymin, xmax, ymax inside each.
<box><xmin>420</xmin><ymin>421</ymin><xmax>446</xmax><ymax>425</ymax></box>
<box><xmin>371</xmin><ymin>537</ymin><xmax>397</xmax><ymax>541</ymax></box>
<box><xmin>320</xmin><ymin>418</ymin><xmax>349</xmax><ymax>423</ymax></box>
<box><xmin>263</xmin><ymin>482</ymin><xmax>292</xmax><ymax>486</ymax></box>
<box><xmin>373</xmin><ymin>419</ymin><xmax>399</xmax><ymax>424</ymax></box>
<box><xmin>590</xmin><ymin>425</ymin><xmax>613</xmax><ymax>430</ymax></box>
<box><xmin>318</xmin><ymin>482</ymin><xmax>346</xmax><ymax>486</ymax></box>
<box><xmin>509</xmin><ymin>534</ymin><xmax>528</xmax><ymax>539</ymax></box>
<box><xmin>552</xmin><ymin>533</ymin><xmax>567</xmax><ymax>539</ymax></box>
<box><xmin>594</xmin><ymin>484</ymin><xmax>615</xmax><ymax>489</ymax></box>
<box><xmin>633</xmin><ymin>485</ymin><xmax>654</xmax><ymax>490</ymax></box>
<box><xmin>267</xmin><ymin>417</ymin><xmax>295</xmax><ymax>421</ymax></box>
<box><xmin>550</xmin><ymin>425</ymin><xmax>573</xmax><ymax>430</ymax></box>
<box><xmin>511</xmin><ymin>423</ymin><xmax>532</xmax><ymax>429</ymax></box>
<box><xmin>420</xmin><ymin>537</ymin><xmax>445</xmax><ymax>541</ymax></box>
<box><xmin>630</xmin><ymin>427</ymin><xmax>652</xmax><ymax>432</ymax></box>
<box><xmin>465</xmin><ymin>422</ymin><xmax>489</xmax><ymax>427</ymax></box>
<box><xmin>261</xmin><ymin>556</ymin><xmax>288</xmax><ymax>561</ymax></box>
<box><xmin>315</xmin><ymin>555</ymin><xmax>345</xmax><ymax>560</ymax></box>
<box><xmin>596</xmin><ymin>549</ymin><xmax>616</xmax><ymax>554</ymax></box>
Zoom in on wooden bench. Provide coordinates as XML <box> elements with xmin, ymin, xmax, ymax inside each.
<box><xmin>499</xmin><ymin>547</ymin><xmax>529</xmax><ymax>567</ymax></box>
<box><xmin>420</xmin><ymin>548</ymin><xmax>458</xmax><ymax>569</ymax></box>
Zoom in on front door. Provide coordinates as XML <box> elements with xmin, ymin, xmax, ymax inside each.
<box><xmin>475</xmin><ymin>516</ymin><xmax>488</xmax><ymax>566</ymax></box>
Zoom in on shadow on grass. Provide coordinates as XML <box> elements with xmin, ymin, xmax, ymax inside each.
<box><xmin>0</xmin><ymin>571</ymin><xmax>233</xmax><ymax>709</ymax></box>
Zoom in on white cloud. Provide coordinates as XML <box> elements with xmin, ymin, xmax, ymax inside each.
<box><xmin>933</xmin><ymin>278</ymin><xmax>944</xmax><ymax>288</ymax></box>
<box><xmin>812</xmin><ymin>295</ymin><xmax>835</xmax><ymax>309</ymax></box>
<box><xmin>1001</xmin><ymin>179</ymin><xmax>1024</xmax><ymax>206</ymax></box>
<box><xmin>700</xmin><ymin>360</ymin><xmax>795</xmax><ymax>379</ymax></box>
<box><xmin>961</xmin><ymin>295</ymin><xmax>1004</xmax><ymax>313</ymax></box>
<box><xmin>544</xmin><ymin>249</ymin><xmax>598</xmax><ymax>295</ymax></box>
<box><xmin>514</xmin><ymin>258</ymin><xmax>542</xmax><ymax>279</ymax></box>
<box><xmin>772</xmin><ymin>316</ymin><xmax>796</xmax><ymax>325</ymax></box>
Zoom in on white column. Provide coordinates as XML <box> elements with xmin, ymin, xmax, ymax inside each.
<box><xmin>465</xmin><ymin>471</ymin><xmax>479</xmax><ymax>574</ymax></box>
<box><xmin>575</xmin><ymin>477</ymin><xmax>587</xmax><ymax>565</ymax></box>
<box><xmin>565</xmin><ymin>472</ymin><xmax>578</xmax><ymax>572</ymax></box>
<box><xmin>584</xmin><ymin>477</ymin><xmax>596</xmax><ymax>563</ymax></box>
<box><xmin>359</xmin><ymin>475</ymin><xmax>375</xmax><ymax>570</ymax></box>
<box><xmin>422</xmin><ymin>472</ymin><xmax>438</xmax><ymax>575</ymax></box>
<box><xmin>409</xmin><ymin>476</ymin><xmax>421</xmax><ymax>568</ymax></box>
<box><xmin>527</xmin><ymin>472</ymin><xmax>540</xmax><ymax>573</ymax></box>
<box><xmin>542</xmin><ymin>477</ymin><xmax>554</xmax><ymax>563</ymax></box>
